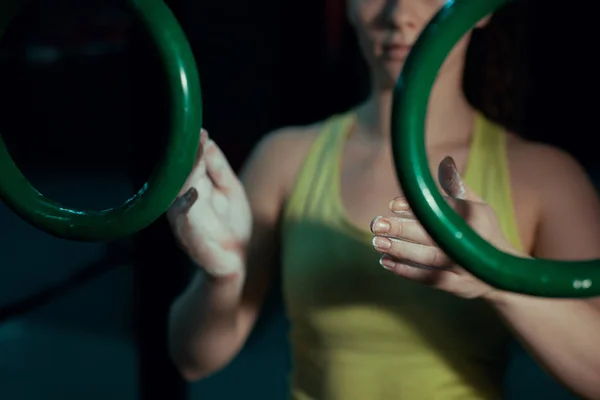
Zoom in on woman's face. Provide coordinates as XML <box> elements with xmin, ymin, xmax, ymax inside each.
<box><xmin>348</xmin><ymin>0</ymin><xmax>480</xmax><ymax>89</ymax></box>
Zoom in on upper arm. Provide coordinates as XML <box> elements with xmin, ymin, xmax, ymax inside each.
<box><xmin>530</xmin><ymin>145</ymin><xmax>600</xmax><ymax>303</ymax></box>
<box><xmin>235</xmin><ymin>127</ymin><xmax>317</xmax><ymax>337</ymax></box>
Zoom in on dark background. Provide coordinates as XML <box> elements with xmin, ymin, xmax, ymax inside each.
<box><xmin>0</xmin><ymin>1</ymin><xmax>597</xmax><ymax>399</ymax></box>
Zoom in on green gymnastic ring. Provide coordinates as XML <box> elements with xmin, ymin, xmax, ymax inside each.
<box><xmin>0</xmin><ymin>0</ymin><xmax>201</xmax><ymax>241</ymax></box>
<box><xmin>393</xmin><ymin>0</ymin><xmax>599</xmax><ymax>297</ymax></box>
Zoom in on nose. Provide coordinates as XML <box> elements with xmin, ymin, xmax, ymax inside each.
<box><xmin>383</xmin><ymin>0</ymin><xmax>418</xmax><ymax>31</ymax></box>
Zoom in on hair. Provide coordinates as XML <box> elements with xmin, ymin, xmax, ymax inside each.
<box><xmin>463</xmin><ymin>1</ymin><xmax>532</xmax><ymax>134</ymax></box>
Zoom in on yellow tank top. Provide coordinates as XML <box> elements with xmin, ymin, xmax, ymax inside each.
<box><xmin>281</xmin><ymin>111</ymin><xmax>523</xmax><ymax>400</ymax></box>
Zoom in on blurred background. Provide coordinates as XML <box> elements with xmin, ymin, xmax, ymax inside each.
<box><xmin>0</xmin><ymin>0</ymin><xmax>597</xmax><ymax>399</ymax></box>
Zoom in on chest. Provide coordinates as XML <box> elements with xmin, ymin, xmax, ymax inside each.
<box><xmin>339</xmin><ymin>141</ymin><xmax>471</xmax><ymax>233</ymax></box>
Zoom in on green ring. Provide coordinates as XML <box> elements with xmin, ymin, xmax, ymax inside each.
<box><xmin>0</xmin><ymin>0</ymin><xmax>201</xmax><ymax>241</ymax></box>
<box><xmin>392</xmin><ymin>0</ymin><xmax>599</xmax><ymax>298</ymax></box>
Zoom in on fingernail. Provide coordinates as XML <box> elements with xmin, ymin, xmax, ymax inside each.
<box><xmin>379</xmin><ymin>256</ymin><xmax>395</xmax><ymax>270</ymax></box>
<box><xmin>174</xmin><ymin>187</ymin><xmax>198</xmax><ymax>213</ymax></box>
<box><xmin>389</xmin><ymin>199</ymin><xmax>409</xmax><ymax>212</ymax></box>
<box><xmin>183</xmin><ymin>187</ymin><xmax>198</xmax><ymax>202</ymax></box>
<box><xmin>442</xmin><ymin>156</ymin><xmax>456</xmax><ymax>169</ymax></box>
<box><xmin>372</xmin><ymin>236</ymin><xmax>391</xmax><ymax>250</ymax></box>
<box><xmin>439</xmin><ymin>156</ymin><xmax>466</xmax><ymax>199</ymax></box>
<box><xmin>370</xmin><ymin>217</ymin><xmax>390</xmax><ymax>234</ymax></box>
<box><xmin>451</xmin><ymin>171</ymin><xmax>466</xmax><ymax>199</ymax></box>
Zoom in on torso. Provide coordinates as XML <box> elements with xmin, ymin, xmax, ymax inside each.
<box><xmin>276</xmin><ymin>110</ymin><xmax>543</xmax><ymax>399</ymax></box>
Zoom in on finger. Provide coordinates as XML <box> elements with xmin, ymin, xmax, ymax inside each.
<box><xmin>196</xmin><ymin>129</ymin><xmax>208</xmax><ymax>164</ymax></box>
<box><xmin>372</xmin><ymin>236</ymin><xmax>449</xmax><ymax>268</ymax></box>
<box><xmin>187</xmin><ymin>129</ymin><xmax>208</xmax><ymax>170</ymax></box>
<box><xmin>438</xmin><ymin>156</ymin><xmax>482</xmax><ymax>202</ymax></box>
<box><xmin>370</xmin><ymin>215</ymin><xmax>434</xmax><ymax>245</ymax></box>
<box><xmin>379</xmin><ymin>255</ymin><xmax>445</xmax><ymax>285</ymax></box>
<box><xmin>204</xmin><ymin>137</ymin><xmax>238</xmax><ymax>193</ymax></box>
<box><xmin>176</xmin><ymin>129</ymin><xmax>208</xmax><ymax>198</ymax></box>
<box><xmin>442</xmin><ymin>196</ymin><xmax>473</xmax><ymax>220</ymax></box>
<box><xmin>388</xmin><ymin>197</ymin><xmax>416</xmax><ymax>218</ymax></box>
<box><xmin>167</xmin><ymin>187</ymin><xmax>199</xmax><ymax>218</ymax></box>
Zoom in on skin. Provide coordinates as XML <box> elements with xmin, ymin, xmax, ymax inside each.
<box><xmin>167</xmin><ymin>0</ymin><xmax>600</xmax><ymax>398</ymax></box>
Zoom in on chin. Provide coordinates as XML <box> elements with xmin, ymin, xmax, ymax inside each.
<box><xmin>382</xmin><ymin>60</ymin><xmax>404</xmax><ymax>83</ymax></box>
<box><xmin>377</xmin><ymin>68</ymin><xmax>403</xmax><ymax>90</ymax></box>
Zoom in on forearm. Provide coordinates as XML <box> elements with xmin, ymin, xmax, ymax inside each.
<box><xmin>489</xmin><ymin>291</ymin><xmax>600</xmax><ymax>399</ymax></box>
<box><xmin>168</xmin><ymin>270</ymin><xmax>246</xmax><ymax>380</ymax></box>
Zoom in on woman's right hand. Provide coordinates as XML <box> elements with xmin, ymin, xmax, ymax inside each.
<box><xmin>167</xmin><ymin>130</ymin><xmax>252</xmax><ymax>278</ymax></box>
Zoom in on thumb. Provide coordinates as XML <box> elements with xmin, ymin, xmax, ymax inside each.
<box><xmin>438</xmin><ymin>156</ymin><xmax>481</xmax><ymax>202</ymax></box>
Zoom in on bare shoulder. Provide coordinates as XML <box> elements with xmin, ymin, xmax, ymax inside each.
<box><xmin>247</xmin><ymin>123</ymin><xmax>321</xmax><ymax>173</ymax></box>
<box><xmin>506</xmin><ymin>134</ymin><xmax>600</xmax><ymax>231</ymax></box>
<box><xmin>504</xmin><ymin>135</ymin><xmax>600</xmax><ymax>255</ymax></box>
<box><xmin>240</xmin><ymin>121</ymin><xmax>323</xmax><ymax>201</ymax></box>
<box><xmin>506</xmin><ymin>135</ymin><xmax>593</xmax><ymax>197</ymax></box>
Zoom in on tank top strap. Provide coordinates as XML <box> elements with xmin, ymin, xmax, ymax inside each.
<box><xmin>464</xmin><ymin>113</ymin><xmax>523</xmax><ymax>251</ymax></box>
<box><xmin>284</xmin><ymin>112</ymin><xmax>356</xmax><ymax>225</ymax></box>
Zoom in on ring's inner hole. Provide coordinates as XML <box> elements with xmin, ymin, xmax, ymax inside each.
<box><xmin>0</xmin><ymin>0</ymin><xmax>169</xmax><ymax>212</ymax></box>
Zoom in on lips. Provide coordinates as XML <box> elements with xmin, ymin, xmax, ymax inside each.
<box><xmin>382</xmin><ymin>43</ymin><xmax>411</xmax><ymax>60</ymax></box>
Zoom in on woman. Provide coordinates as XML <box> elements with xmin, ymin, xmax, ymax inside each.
<box><xmin>167</xmin><ymin>0</ymin><xmax>600</xmax><ymax>399</ymax></box>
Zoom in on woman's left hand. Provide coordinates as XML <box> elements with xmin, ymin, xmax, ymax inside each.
<box><xmin>371</xmin><ymin>156</ymin><xmax>521</xmax><ymax>300</ymax></box>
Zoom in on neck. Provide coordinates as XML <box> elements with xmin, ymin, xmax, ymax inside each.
<box><xmin>355</xmin><ymin>71</ymin><xmax>475</xmax><ymax>148</ymax></box>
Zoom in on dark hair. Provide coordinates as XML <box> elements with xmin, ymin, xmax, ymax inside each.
<box><xmin>463</xmin><ymin>2</ymin><xmax>531</xmax><ymax>134</ymax></box>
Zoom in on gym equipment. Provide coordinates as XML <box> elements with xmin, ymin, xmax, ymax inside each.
<box><xmin>392</xmin><ymin>0</ymin><xmax>599</xmax><ymax>298</ymax></box>
<box><xmin>0</xmin><ymin>0</ymin><xmax>201</xmax><ymax>241</ymax></box>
